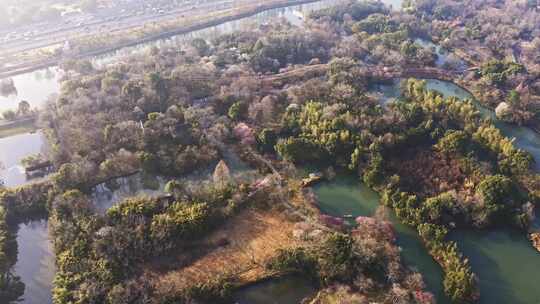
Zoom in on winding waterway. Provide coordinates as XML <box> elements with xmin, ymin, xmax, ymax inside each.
<box><xmin>367</xmin><ymin>78</ymin><xmax>540</xmax><ymax>303</ymax></box>
<box><xmin>425</xmin><ymin>79</ymin><xmax>540</xmax><ymax>171</ymax></box>
<box><xmin>313</xmin><ymin>175</ymin><xmax>451</xmax><ymax>304</ymax></box>
<box><xmin>425</xmin><ymin>79</ymin><xmax>540</xmax><ymax>303</ymax></box>
<box><xmin>0</xmin><ymin>3</ymin><xmax>344</xmax><ymax>302</ymax></box>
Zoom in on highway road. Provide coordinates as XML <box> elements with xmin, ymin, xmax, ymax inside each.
<box><xmin>0</xmin><ymin>0</ymin><xmax>244</xmax><ymax>57</ymax></box>
<box><xmin>0</xmin><ymin>0</ymin><xmax>317</xmax><ymax>78</ymax></box>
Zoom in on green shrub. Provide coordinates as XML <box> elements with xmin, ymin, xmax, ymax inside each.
<box><xmin>257</xmin><ymin>128</ymin><xmax>278</xmax><ymax>153</ymax></box>
<box><xmin>267</xmin><ymin>248</ymin><xmax>317</xmax><ymax>276</ymax></box>
<box><xmin>474</xmin><ymin>175</ymin><xmax>520</xmax><ymax>226</ymax></box>
<box><xmin>275</xmin><ymin>137</ymin><xmax>328</xmax><ymax>164</ymax></box>
<box><xmin>107</xmin><ymin>196</ymin><xmax>162</xmax><ymax>223</ymax></box>
<box><xmin>150</xmin><ymin>202</ymin><xmax>211</xmax><ymax>247</ymax></box>
<box><xmin>436</xmin><ymin>130</ymin><xmax>469</xmax><ymax>155</ymax></box>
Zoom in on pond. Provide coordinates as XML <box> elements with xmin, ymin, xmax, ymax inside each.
<box><xmin>12</xmin><ymin>219</ymin><xmax>55</xmax><ymax>304</ymax></box>
<box><xmin>233</xmin><ymin>275</ymin><xmax>317</xmax><ymax>304</ymax></box>
<box><xmin>0</xmin><ymin>131</ymin><xmax>55</xmax><ymax>304</ymax></box>
<box><xmin>92</xmin><ymin>145</ymin><xmax>259</xmax><ymax>212</ymax></box>
<box><xmin>0</xmin><ymin>68</ymin><xmax>62</xmax><ymax>113</ymax></box>
<box><xmin>414</xmin><ymin>38</ymin><xmax>467</xmax><ymax>71</ymax></box>
<box><xmin>313</xmin><ymin>175</ymin><xmax>450</xmax><ymax>303</ymax></box>
<box><xmin>91</xmin><ymin>173</ymin><xmax>167</xmax><ymax>212</ymax></box>
<box><xmin>0</xmin><ymin>131</ymin><xmax>45</xmax><ymax>187</ymax></box>
<box><xmin>370</xmin><ymin>79</ymin><xmax>401</xmax><ymax>106</ymax></box>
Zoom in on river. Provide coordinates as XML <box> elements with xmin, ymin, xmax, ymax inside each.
<box><xmin>424</xmin><ymin>79</ymin><xmax>540</xmax><ymax>171</ymax></box>
<box><xmin>0</xmin><ymin>3</ymin><xmax>342</xmax><ymax>303</ymax></box>
<box><xmin>374</xmin><ymin>78</ymin><xmax>540</xmax><ymax>170</ymax></box>
<box><xmin>424</xmin><ymin>79</ymin><xmax>540</xmax><ymax>303</ymax></box>
<box><xmin>312</xmin><ymin>169</ymin><xmax>540</xmax><ymax>303</ymax></box>
<box><xmin>363</xmin><ymin>78</ymin><xmax>540</xmax><ymax>303</ymax></box>
<box><xmin>313</xmin><ymin>175</ymin><xmax>451</xmax><ymax>303</ymax></box>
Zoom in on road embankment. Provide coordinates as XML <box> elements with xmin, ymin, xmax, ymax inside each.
<box><xmin>0</xmin><ymin>117</ymin><xmax>37</xmax><ymax>138</ymax></box>
<box><xmin>0</xmin><ymin>0</ymin><xmax>322</xmax><ymax>79</ymax></box>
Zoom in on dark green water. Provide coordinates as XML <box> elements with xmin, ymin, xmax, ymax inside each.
<box><xmin>233</xmin><ymin>275</ymin><xmax>317</xmax><ymax>304</ymax></box>
<box><xmin>315</xmin><ymin>175</ymin><xmax>380</xmax><ymax>221</ymax></box>
<box><xmin>374</xmin><ymin>78</ymin><xmax>540</xmax><ymax>171</ymax></box>
<box><xmin>425</xmin><ymin>79</ymin><xmax>540</xmax><ymax>171</ymax></box>
<box><xmin>426</xmin><ymin>79</ymin><xmax>540</xmax><ymax>303</ymax></box>
<box><xmin>451</xmin><ymin>230</ymin><xmax>540</xmax><ymax>304</ymax></box>
<box><xmin>368</xmin><ymin>78</ymin><xmax>540</xmax><ymax>303</ymax></box>
<box><xmin>313</xmin><ymin>176</ymin><xmax>450</xmax><ymax>303</ymax></box>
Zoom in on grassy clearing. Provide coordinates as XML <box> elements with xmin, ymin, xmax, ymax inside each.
<box><xmin>148</xmin><ymin>208</ymin><xmax>301</xmax><ymax>295</ymax></box>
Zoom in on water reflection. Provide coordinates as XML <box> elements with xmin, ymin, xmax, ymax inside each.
<box><xmin>370</xmin><ymin>78</ymin><xmax>540</xmax><ymax>303</ymax></box>
<box><xmin>372</xmin><ymin>78</ymin><xmax>540</xmax><ymax>171</ymax></box>
<box><xmin>425</xmin><ymin>79</ymin><xmax>540</xmax><ymax>171</ymax></box>
<box><xmin>0</xmin><ymin>68</ymin><xmax>62</xmax><ymax>112</ymax></box>
<box><xmin>370</xmin><ymin>79</ymin><xmax>401</xmax><ymax>105</ymax></box>
<box><xmin>0</xmin><ymin>132</ymin><xmax>45</xmax><ymax>187</ymax></box>
<box><xmin>415</xmin><ymin>38</ymin><xmax>466</xmax><ymax>71</ymax></box>
<box><xmin>0</xmin><ymin>0</ymin><xmax>402</xmax><ymax>112</ymax></box>
<box><xmin>94</xmin><ymin>0</ymin><xmax>339</xmax><ymax>67</ymax></box>
<box><xmin>233</xmin><ymin>275</ymin><xmax>316</xmax><ymax>304</ymax></box>
<box><xmin>3</xmin><ymin>1</ymin><xmax>539</xmax><ymax>303</ymax></box>
<box><xmin>13</xmin><ymin>219</ymin><xmax>55</xmax><ymax>304</ymax></box>
<box><xmin>92</xmin><ymin>149</ymin><xmax>259</xmax><ymax>212</ymax></box>
<box><xmin>92</xmin><ymin>173</ymin><xmax>166</xmax><ymax>212</ymax></box>
<box><xmin>451</xmin><ymin>229</ymin><xmax>540</xmax><ymax>304</ymax></box>
<box><xmin>0</xmin><ymin>132</ymin><xmax>53</xmax><ymax>303</ymax></box>
<box><xmin>384</xmin><ymin>0</ymin><xmax>404</xmax><ymax>10</ymax></box>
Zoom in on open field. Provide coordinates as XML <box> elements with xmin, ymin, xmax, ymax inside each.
<box><xmin>148</xmin><ymin>207</ymin><xmax>301</xmax><ymax>294</ymax></box>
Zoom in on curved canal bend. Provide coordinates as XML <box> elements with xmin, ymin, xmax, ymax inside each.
<box><xmin>0</xmin><ymin>1</ymin><xmax>344</xmax><ymax>303</ymax></box>
<box><xmin>425</xmin><ymin>79</ymin><xmax>540</xmax><ymax>304</ymax></box>
<box><xmin>330</xmin><ymin>78</ymin><xmax>540</xmax><ymax>304</ymax></box>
